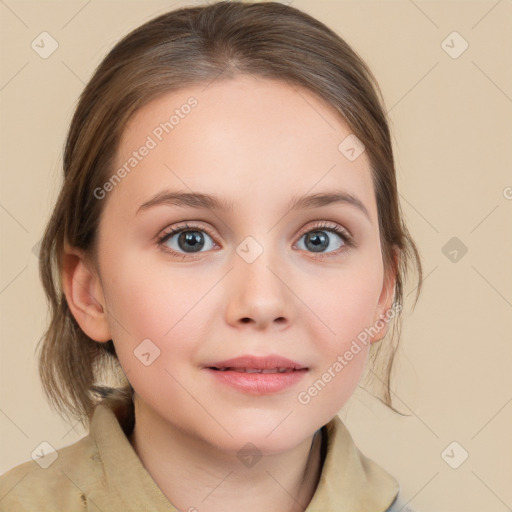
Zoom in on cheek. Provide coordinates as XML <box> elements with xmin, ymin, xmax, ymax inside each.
<box><xmin>300</xmin><ymin>258</ymin><xmax>384</xmax><ymax>352</ymax></box>
<box><xmin>101</xmin><ymin>264</ymin><xmax>196</xmax><ymax>409</ymax></box>
<box><xmin>291</xmin><ymin>259</ymin><xmax>383</xmax><ymax>416</ymax></box>
<box><xmin>101</xmin><ymin>250</ymin><xmax>215</xmax><ymax>375</ymax></box>
<box><xmin>102</xmin><ymin>243</ymin><xmax>198</xmax><ymax>339</ymax></box>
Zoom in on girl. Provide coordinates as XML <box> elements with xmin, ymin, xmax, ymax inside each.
<box><xmin>0</xmin><ymin>1</ymin><xmax>423</xmax><ymax>511</ymax></box>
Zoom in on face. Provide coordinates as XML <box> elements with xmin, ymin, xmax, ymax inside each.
<box><xmin>89</xmin><ymin>75</ymin><xmax>394</xmax><ymax>454</ymax></box>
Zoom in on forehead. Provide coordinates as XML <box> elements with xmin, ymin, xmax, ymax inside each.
<box><xmin>108</xmin><ymin>75</ymin><xmax>376</xmax><ymax>220</ymax></box>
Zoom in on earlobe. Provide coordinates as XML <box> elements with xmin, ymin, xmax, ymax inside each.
<box><xmin>61</xmin><ymin>242</ymin><xmax>111</xmax><ymax>343</ymax></box>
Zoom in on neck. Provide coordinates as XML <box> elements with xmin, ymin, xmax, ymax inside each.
<box><xmin>128</xmin><ymin>399</ymin><xmax>324</xmax><ymax>512</ymax></box>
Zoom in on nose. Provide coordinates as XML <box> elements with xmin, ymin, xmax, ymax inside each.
<box><xmin>224</xmin><ymin>249</ymin><xmax>295</xmax><ymax>330</ymax></box>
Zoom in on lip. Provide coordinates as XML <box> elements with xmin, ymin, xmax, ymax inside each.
<box><xmin>203</xmin><ymin>355</ymin><xmax>309</xmax><ymax>395</ymax></box>
<box><xmin>205</xmin><ymin>355</ymin><xmax>307</xmax><ymax>371</ymax></box>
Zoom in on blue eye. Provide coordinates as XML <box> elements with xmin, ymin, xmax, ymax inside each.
<box><xmin>157</xmin><ymin>223</ymin><xmax>216</xmax><ymax>255</ymax></box>
<box><xmin>156</xmin><ymin>221</ymin><xmax>354</xmax><ymax>259</ymax></box>
<box><xmin>295</xmin><ymin>223</ymin><xmax>353</xmax><ymax>255</ymax></box>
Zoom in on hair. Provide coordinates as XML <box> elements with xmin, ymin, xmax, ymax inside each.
<box><xmin>37</xmin><ymin>0</ymin><xmax>423</xmax><ymax>428</ymax></box>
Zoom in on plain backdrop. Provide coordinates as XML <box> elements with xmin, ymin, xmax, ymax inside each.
<box><xmin>1</xmin><ymin>1</ymin><xmax>511</xmax><ymax>511</ymax></box>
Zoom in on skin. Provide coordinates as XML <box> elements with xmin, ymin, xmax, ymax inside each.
<box><xmin>62</xmin><ymin>75</ymin><xmax>397</xmax><ymax>512</ymax></box>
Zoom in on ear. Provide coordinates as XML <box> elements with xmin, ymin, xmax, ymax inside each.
<box><xmin>370</xmin><ymin>246</ymin><xmax>400</xmax><ymax>345</ymax></box>
<box><xmin>61</xmin><ymin>242</ymin><xmax>111</xmax><ymax>343</ymax></box>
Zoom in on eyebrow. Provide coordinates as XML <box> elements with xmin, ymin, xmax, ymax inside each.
<box><xmin>136</xmin><ymin>189</ymin><xmax>371</xmax><ymax>221</ymax></box>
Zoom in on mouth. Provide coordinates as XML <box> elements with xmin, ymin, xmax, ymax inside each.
<box><xmin>203</xmin><ymin>355</ymin><xmax>308</xmax><ymax>394</ymax></box>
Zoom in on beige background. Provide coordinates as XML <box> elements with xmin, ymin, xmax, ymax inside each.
<box><xmin>1</xmin><ymin>1</ymin><xmax>511</xmax><ymax>510</ymax></box>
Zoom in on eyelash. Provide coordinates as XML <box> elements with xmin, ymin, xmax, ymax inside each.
<box><xmin>155</xmin><ymin>221</ymin><xmax>355</xmax><ymax>260</ymax></box>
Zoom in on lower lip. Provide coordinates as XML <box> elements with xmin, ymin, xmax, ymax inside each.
<box><xmin>204</xmin><ymin>368</ymin><xmax>308</xmax><ymax>395</ymax></box>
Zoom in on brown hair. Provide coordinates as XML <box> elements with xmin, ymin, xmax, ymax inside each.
<box><xmin>37</xmin><ymin>0</ymin><xmax>422</xmax><ymax>428</ymax></box>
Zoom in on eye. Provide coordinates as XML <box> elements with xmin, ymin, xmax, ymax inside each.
<box><xmin>156</xmin><ymin>223</ymin><xmax>217</xmax><ymax>258</ymax></box>
<box><xmin>295</xmin><ymin>221</ymin><xmax>354</xmax><ymax>256</ymax></box>
<box><xmin>156</xmin><ymin>221</ymin><xmax>354</xmax><ymax>260</ymax></box>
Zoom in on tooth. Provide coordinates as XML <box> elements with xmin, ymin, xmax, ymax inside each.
<box><xmin>213</xmin><ymin>366</ymin><xmax>300</xmax><ymax>373</ymax></box>
<box><xmin>215</xmin><ymin>367</ymin><xmax>297</xmax><ymax>374</ymax></box>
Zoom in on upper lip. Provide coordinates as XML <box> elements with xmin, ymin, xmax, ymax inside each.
<box><xmin>204</xmin><ymin>355</ymin><xmax>308</xmax><ymax>370</ymax></box>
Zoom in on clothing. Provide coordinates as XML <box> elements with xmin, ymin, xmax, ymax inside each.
<box><xmin>0</xmin><ymin>401</ymin><xmax>408</xmax><ymax>511</ymax></box>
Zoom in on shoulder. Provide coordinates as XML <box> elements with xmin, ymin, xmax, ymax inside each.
<box><xmin>0</xmin><ymin>434</ymin><xmax>103</xmax><ymax>512</ymax></box>
<box><xmin>385</xmin><ymin>493</ymin><xmax>422</xmax><ymax>512</ymax></box>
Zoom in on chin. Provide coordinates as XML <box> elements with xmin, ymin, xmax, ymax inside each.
<box><xmin>202</xmin><ymin>414</ymin><xmax>319</xmax><ymax>456</ymax></box>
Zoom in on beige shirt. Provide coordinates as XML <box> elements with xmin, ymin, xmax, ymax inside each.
<box><xmin>0</xmin><ymin>402</ymin><xmax>402</xmax><ymax>511</ymax></box>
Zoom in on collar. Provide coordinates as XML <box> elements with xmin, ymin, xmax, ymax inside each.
<box><xmin>90</xmin><ymin>401</ymin><xmax>399</xmax><ymax>511</ymax></box>
<box><xmin>306</xmin><ymin>415</ymin><xmax>399</xmax><ymax>511</ymax></box>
